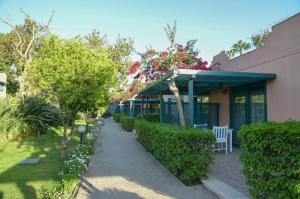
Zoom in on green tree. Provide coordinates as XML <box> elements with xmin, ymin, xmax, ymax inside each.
<box><xmin>227</xmin><ymin>40</ymin><xmax>251</xmax><ymax>57</ymax></box>
<box><xmin>0</xmin><ymin>33</ymin><xmax>19</xmax><ymax>94</ymax></box>
<box><xmin>85</xmin><ymin>30</ymin><xmax>134</xmax><ymax>91</ymax></box>
<box><xmin>28</xmin><ymin>35</ymin><xmax>116</xmax><ymax>158</ymax></box>
<box><xmin>0</xmin><ymin>10</ymin><xmax>54</xmax><ymax>95</ymax></box>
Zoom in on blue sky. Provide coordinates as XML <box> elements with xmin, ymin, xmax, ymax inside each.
<box><xmin>0</xmin><ymin>0</ymin><xmax>299</xmax><ymax>62</ymax></box>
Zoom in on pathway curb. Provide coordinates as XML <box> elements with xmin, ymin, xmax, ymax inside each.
<box><xmin>202</xmin><ymin>175</ymin><xmax>250</xmax><ymax>199</ymax></box>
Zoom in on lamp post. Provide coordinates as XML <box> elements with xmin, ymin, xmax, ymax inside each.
<box><xmin>78</xmin><ymin>125</ymin><xmax>86</xmax><ymax>143</ymax></box>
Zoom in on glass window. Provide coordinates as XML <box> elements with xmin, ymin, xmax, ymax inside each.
<box><xmin>250</xmin><ymin>89</ymin><xmax>265</xmax><ymax>123</ymax></box>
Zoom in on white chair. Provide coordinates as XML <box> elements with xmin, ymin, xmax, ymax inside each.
<box><xmin>212</xmin><ymin>126</ymin><xmax>229</xmax><ymax>154</ymax></box>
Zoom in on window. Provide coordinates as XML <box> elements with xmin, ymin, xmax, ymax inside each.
<box><xmin>197</xmin><ymin>96</ymin><xmax>209</xmax><ymax>103</ymax></box>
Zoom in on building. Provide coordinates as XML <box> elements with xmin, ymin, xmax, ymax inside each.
<box><xmin>210</xmin><ymin>12</ymin><xmax>300</xmax><ymax>127</ymax></box>
<box><xmin>0</xmin><ymin>73</ymin><xmax>7</xmax><ymax>98</ymax></box>
<box><xmin>139</xmin><ymin>12</ymin><xmax>300</xmax><ymax>146</ymax></box>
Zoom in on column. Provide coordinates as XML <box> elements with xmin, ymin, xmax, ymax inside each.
<box><xmin>188</xmin><ymin>79</ymin><xmax>194</xmax><ymax>127</ymax></box>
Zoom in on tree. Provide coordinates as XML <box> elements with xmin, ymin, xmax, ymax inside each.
<box><xmin>85</xmin><ymin>31</ymin><xmax>135</xmax><ymax>91</ymax></box>
<box><xmin>0</xmin><ymin>10</ymin><xmax>54</xmax><ymax>95</ymax></box>
<box><xmin>85</xmin><ymin>29</ymin><xmax>107</xmax><ymax>51</ymax></box>
<box><xmin>251</xmin><ymin>29</ymin><xmax>269</xmax><ymax>49</ymax></box>
<box><xmin>0</xmin><ymin>33</ymin><xmax>19</xmax><ymax>94</ymax></box>
<box><xmin>127</xmin><ymin>22</ymin><xmax>211</xmax><ymax>127</ymax></box>
<box><xmin>28</xmin><ymin>35</ymin><xmax>116</xmax><ymax>158</ymax></box>
<box><xmin>227</xmin><ymin>40</ymin><xmax>251</xmax><ymax>57</ymax></box>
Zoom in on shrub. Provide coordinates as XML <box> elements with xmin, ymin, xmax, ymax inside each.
<box><xmin>113</xmin><ymin>113</ymin><xmax>121</xmax><ymax>122</ymax></box>
<box><xmin>0</xmin><ymin>96</ymin><xmax>23</xmax><ymax>140</ymax></box>
<box><xmin>135</xmin><ymin>119</ymin><xmax>215</xmax><ymax>184</ymax></box>
<box><xmin>137</xmin><ymin>113</ymin><xmax>160</xmax><ymax>122</ymax></box>
<box><xmin>120</xmin><ymin>115</ymin><xmax>134</xmax><ymax>132</ymax></box>
<box><xmin>18</xmin><ymin>96</ymin><xmax>61</xmax><ymax>136</ymax></box>
<box><xmin>239</xmin><ymin>121</ymin><xmax>300</xmax><ymax>198</ymax></box>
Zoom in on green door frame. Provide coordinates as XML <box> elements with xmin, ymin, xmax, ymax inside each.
<box><xmin>230</xmin><ymin>81</ymin><xmax>268</xmax><ymax>146</ymax></box>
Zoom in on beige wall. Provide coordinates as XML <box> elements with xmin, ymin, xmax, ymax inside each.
<box><xmin>211</xmin><ymin>13</ymin><xmax>300</xmax><ymax>121</ymax></box>
<box><xmin>0</xmin><ymin>73</ymin><xmax>7</xmax><ymax>98</ymax></box>
<box><xmin>209</xmin><ymin>89</ymin><xmax>229</xmax><ymax>125</ymax></box>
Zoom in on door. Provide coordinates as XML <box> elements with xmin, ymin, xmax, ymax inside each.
<box><xmin>232</xmin><ymin>92</ymin><xmax>247</xmax><ymax>145</ymax></box>
<box><xmin>230</xmin><ymin>83</ymin><xmax>267</xmax><ymax>146</ymax></box>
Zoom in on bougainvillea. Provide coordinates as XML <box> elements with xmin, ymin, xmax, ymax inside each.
<box><xmin>127</xmin><ymin>41</ymin><xmax>214</xmax><ymax>82</ymax></box>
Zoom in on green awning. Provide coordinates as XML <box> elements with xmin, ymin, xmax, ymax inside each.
<box><xmin>139</xmin><ymin>69</ymin><xmax>276</xmax><ymax>95</ymax></box>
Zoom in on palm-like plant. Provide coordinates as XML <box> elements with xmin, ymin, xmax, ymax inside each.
<box><xmin>227</xmin><ymin>40</ymin><xmax>251</xmax><ymax>58</ymax></box>
<box><xmin>18</xmin><ymin>96</ymin><xmax>61</xmax><ymax>136</ymax></box>
<box><xmin>251</xmin><ymin>29</ymin><xmax>269</xmax><ymax>49</ymax></box>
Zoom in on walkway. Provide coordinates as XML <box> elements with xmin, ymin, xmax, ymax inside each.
<box><xmin>77</xmin><ymin>118</ymin><xmax>218</xmax><ymax>199</ymax></box>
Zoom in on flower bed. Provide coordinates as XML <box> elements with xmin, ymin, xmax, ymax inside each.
<box><xmin>135</xmin><ymin>119</ymin><xmax>215</xmax><ymax>184</ymax></box>
<box><xmin>41</xmin><ymin>125</ymin><xmax>99</xmax><ymax>198</ymax></box>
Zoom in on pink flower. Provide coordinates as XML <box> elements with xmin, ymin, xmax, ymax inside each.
<box><xmin>161</xmin><ymin>51</ymin><xmax>168</xmax><ymax>59</ymax></box>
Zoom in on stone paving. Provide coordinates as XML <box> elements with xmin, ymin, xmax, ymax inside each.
<box><xmin>77</xmin><ymin>118</ymin><xmax>218</xmax><ymax>199</ymax></box>
<box><xmin>209</xmin><ymin>149</ymin><xmax>251</xmax><ymax>197</ymax></box>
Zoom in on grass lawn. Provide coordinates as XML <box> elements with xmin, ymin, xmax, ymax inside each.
<box><xmin>0</xmin><ymin>125</ymin><xmax>83</xmax><ymax>199</ymax></box>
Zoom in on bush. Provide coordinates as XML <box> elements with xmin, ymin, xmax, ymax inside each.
<box><xmin>137</xmin><ymin>113</ymin><xmax>160</xmax><ymax>122</ymax></box>
<box><xmin>113</xmin><ymin>113</ymin><xmax>121</xmax><ymax>122</ymax></box>
<box><xmin>239</xmin><ymin>121</ymin><xmax>300</xmax><ymax>198</ymax></box>
<box><xmin>0</xmin><ymin>96</ymin><xmax>23</xmax><ymax>140</ymax></box>
<box><xmin>18</xmin><ymin>96</ymin><xmax>61</xmax><ymax>136</ymax></box>
<box><xmin>135</xmin><ymin>119</ymin><xmax>215</xmax><ymax>184</ymax></box>
<box><xmin>120</xmin><ymin>115</ymin><xmax>134</xmax><ymax>132</ymax></box>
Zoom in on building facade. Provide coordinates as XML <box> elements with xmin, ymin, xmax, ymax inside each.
<box><xmin>209</xmin><ymin>13</ymin><xmax>300</xmax><ymax>133</ymax></box>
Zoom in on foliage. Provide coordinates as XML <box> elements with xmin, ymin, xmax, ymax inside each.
<box><xmin>28</xmin><ymin>35</ymin><xmax>116</xmax><ymax>158</ymax></box>
<box><xmin>18</xmin><ymin>96</ymin><xmax>61</xmax><ymax>136</ymax></box>
<box><xmin>0</xmin><ymin>96</ymin><xmax>62</xmax><ymax>140</ymax></box>
<box><xmin>127</xmin><ymin>22</ymin><xmax>211</xmax><ymax>82</ymax></box>
<box><xmin>113</xmin><ymin>113</ymin><xmax>121</xmax><ymax>122</ymax></box>
<box><xmin>85</xmin><ymin>30</ymin><xmax>135</xmax><ymax>91</ymax></box>
<box><xmin>137</xmin><ymin>113</ymin><xmax>160</xmax><ymax>122</ymax></box>
<box><xmin>0</xmin><ymin>96</ymin><xmax>23</xmax><ymax>140</ymax></box>
<box><xmin>135</xmin><ymin>119</ymin><xmax>215</xmax><ymax>184</ymax></box>
<box><xmin>29</xmin><ymin>35</ymin><xmax>116</xmax><ymax>111</ymax></box>
<box><xmin>251</xmin><ymin>29</ymin><xmax>269</xmax><ymax>49</ymax></box>
<box><xmin>239</xmin><ymin>121</ymin><xmax>300</xmax><ymax>198</ymax></box>
<box><xmin>0</xmin><ymin>33</ymin><xmax>19</xmax><ymax>94</ymax></box>
<box><xmin>41</xmin><ymin>126</ymin><xmax>99</xmax><ymax>199</ymax></box>
<box><xmin>120</xmin><ymin>115</ymin><xmax>135</xmax><ymax>132</ymax></box>
<box><xmin>227</xmin><ymin>40</ymin><xmax>251</xmax><ymax>58</ymax></box>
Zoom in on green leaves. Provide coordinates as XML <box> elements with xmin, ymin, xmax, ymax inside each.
<box><xmin>239</xmin><ymin>121</ymin><xmax>300</xmax><ymax>198</ymax></box>
<box><xmin>120</xmin><ymin>115</ymin><xmax>135</xmax><ymax>132</ymax></box>
<box><xmin>134</xmin><ymin>119</ymin><xmax>215</xmax><ymax>184</ymax></box>
<box><xmin>28</xmin><ymin>35</ymin><xmax>117</xmax><ymax>117</ymax></box>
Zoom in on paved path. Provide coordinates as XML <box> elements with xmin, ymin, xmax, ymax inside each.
<box><xmin>77</xmin><ymin>118</ymin><xmax>218</xmax><ymax>199</ymax></box>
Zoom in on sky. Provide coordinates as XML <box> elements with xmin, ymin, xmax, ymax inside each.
<box><xmin>0</xmin><ymin>0</ymin><xmax>299</xmax><ymax>63</ymax></box>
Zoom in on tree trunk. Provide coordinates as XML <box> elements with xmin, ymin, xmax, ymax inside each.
<box><xmin>168</xmin><ymin>79</ymin><xmax>186</xmax><ymax>127</ymax></box>
<box><xmin>61</xmin><ymin>124</ymin><xmax>68</xmax><ymax>159</ymax></box>
<box><xmin>84</xmin><ymin>110</ymin><xmax>89</xmax><ymax>135</ymax></box>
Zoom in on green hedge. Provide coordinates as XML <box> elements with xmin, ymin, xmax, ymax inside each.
<box><xmin>135</xmin><ymin>119</ymin><xmax>215</xmax><ymax>184</ymax></box>
<box><xmin>137</xmin><ymin>113</ymin><xmax>160</xmax><ymax>122</ymax></box>
<box><xmin>113</xmin><ymin>113</ymin><xmax>121</xmax><ymax>123</ymax></box>
<box><xmin>239</xmin><ymin>121</ymin><xmax>300</xmax><ymax>198</ymax></box>
<box><xmin>120</xmin><ymin>115</ymin><xmax>135</xmax><ymax>132</ymax></box>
